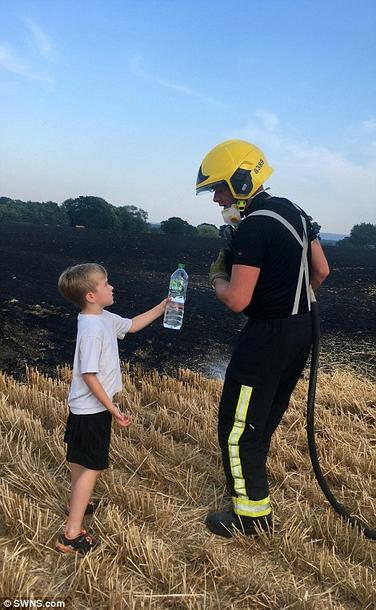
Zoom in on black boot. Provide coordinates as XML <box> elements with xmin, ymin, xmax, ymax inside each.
<box><xmin>205</xmin><ymin>510</ymin><xmax>272</xmax><ymax>538</ymax></box>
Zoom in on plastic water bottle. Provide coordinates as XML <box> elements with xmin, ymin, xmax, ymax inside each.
<box><xmin>163</xmin><ymin>263</ymin><xmax>189</xmax><ymax>330</ymax></box>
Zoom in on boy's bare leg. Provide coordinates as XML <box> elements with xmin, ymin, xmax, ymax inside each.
<box><xmin>65</xmin><ymin>463</ymin><xmax>101</xmax><ymax>539</ymax></box>
<box><xmin>70</xmin><ymin>461</ymin><xmax>84</xmax><ymax>490</ymax></box>
<box><xmin>66</xmin><ymin>462</ymin><xmax>94</xmax><ymax>511</ymax></box>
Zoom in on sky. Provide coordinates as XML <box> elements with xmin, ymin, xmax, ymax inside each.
<box><xmin>1</xmin><ymin>0</ymin><xmax>375</xmax><ymax>234</ymax></box>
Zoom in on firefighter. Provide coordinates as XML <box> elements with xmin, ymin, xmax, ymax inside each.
<box><xmin>196</xmin><ymin>140</ymin><xmax>330</xmax><ymax>537</ymax></box>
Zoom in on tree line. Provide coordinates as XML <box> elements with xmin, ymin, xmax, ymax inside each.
<box><xmin>0</xmin><ymin>195</ymin><xmax>375</xmax><ymax>246</ymax></box>
<box><xmin>336</xmin><ymin>223</ymin><xmax>376</xmax><ymax>248</ymax></box>
<box><xmin>0</xmin><ymin>195</ymin><xmax>219</xmax><ymax>237</ymax></box>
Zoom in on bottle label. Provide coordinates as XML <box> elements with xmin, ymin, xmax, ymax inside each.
<box><xmin>169</xmin><ymin>278</ymin><xmax>184</xmax><ymax>296</ymax></box>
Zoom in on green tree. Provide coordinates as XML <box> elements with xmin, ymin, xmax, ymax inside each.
<box><xmin>160</xmin><ymin>217</ymin><xmax>198</xmax><ymax>236</ymax></box>
<box><xmin>39</xmin><ymin>201</ymin><xmax>69</xmax><ymax>225</ymax></box>
<box><xmin>115</xmin><ymin>205</ymin><xmax>148</xmax><ymax>232</ymax></box>
<box><xmin>349</xmin><ymin>223</ymin><xmax>376</xmax><ymax>246</ymax></box>
<box><xmin>0</xmin><ymin>197</ymin><xmax>68</xmax><ymax>225</ymax></box>
<box><xmin>0</xmin><ymin>197</ymin><xmax>22</xmax><ymax>222</ymax></box>
<box><xmin>338</xmin><ymin>223</ymin><xmax>376</xmax><ymax>247</ymax></box>
<box><xmin>196</xmin><ymin>223</ymin><xmax>219</xmax><ymax>237</ymax></box>
<box><xmin>62</xmin><ymin>196</ymin><xmax>120</xmax><ymax>229</ymax></box>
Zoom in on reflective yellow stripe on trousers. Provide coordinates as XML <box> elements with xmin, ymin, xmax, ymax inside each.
<box><xmin>228</xmin><ymin>384</ymin><xmax>271</xmax><ymax>518</ymax></box>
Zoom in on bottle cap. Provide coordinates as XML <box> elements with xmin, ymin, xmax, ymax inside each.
<box><xmin>178</xmin><ymin>263</ymin><xmax>185</xmax><ymax>269</ymax></box>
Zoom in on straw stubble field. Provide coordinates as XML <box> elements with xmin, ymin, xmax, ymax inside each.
<box><xmin>0</xmin><ymin>364</ymin><xmax>375</xmax><ymax>609</ymax></box>
<box><xmin>0</xmin><ymin>222</ymin><xmax>375</xmax><ymax>608</ymax></box>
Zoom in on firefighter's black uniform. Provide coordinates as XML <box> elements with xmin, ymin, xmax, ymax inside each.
<box><xmin>219</xmin><ymin>190</ymin><xmax>316</xmax><ymax>520</ymax></box>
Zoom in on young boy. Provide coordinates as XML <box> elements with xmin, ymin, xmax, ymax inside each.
<box><xmin>56</xmin><ymin>262</ymin><xmax>168</xmax><ymax>555</ymax></box>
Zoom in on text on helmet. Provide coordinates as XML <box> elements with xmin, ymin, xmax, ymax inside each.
<box><xmin>253</xmin><ymin>159</ymin><xmax>264</xmax><ymax>174</ymax></box>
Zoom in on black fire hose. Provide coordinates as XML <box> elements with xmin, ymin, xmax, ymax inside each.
<box><xmin>307</xmin><ymin>289</ymin><xmax>375</xmax><ymax>540</ymax></box>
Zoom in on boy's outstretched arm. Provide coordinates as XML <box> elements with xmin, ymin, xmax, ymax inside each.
<box><xmin>128</xmin><ymin>298</ymin><xmax>169</xmax><ymax>333</ymax></box>
<box><xmin>82</xmin><ymin>373</ymin><xmax>131</xmax><ymax>428</ymax></box>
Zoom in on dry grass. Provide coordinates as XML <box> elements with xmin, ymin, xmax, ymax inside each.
<box><xmin>0</xmin><ymin>364</ymin><xmax>375</xmax><ymax>609</ymax></box>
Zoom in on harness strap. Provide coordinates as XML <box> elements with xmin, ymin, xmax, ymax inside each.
<box><xmin>249</xmin><ymin>209</ymin><xmax>311</xmax><ymax>315</ymax></box>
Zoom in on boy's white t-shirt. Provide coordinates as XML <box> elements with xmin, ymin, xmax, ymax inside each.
<box><xmin>68</xmin><ymin>310</ymin><xmax>132</xmax><ymax>414</ymax></box>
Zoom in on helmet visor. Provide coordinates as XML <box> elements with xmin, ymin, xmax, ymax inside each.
<box><xmin>196</xmin><ymin>180</ymin><xmax>226</xmax><ymax>196</ymax></box>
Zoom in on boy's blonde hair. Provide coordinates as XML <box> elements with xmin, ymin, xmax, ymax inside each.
<box><xmin>58</xmin><ymin>263</ymin><xmax>107</xmax><ymax>309</ymax></box>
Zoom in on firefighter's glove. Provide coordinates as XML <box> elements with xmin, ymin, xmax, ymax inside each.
<box><xmin>209</xmin><ymin>249</ymin><xmax>230</xmax><ymax>289</ymax></box>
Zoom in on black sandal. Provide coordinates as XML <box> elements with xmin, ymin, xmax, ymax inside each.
<box><xmin>56</xmin><ymin>529</ymin><xmax>98</xmax><ymax>555</ymax></box>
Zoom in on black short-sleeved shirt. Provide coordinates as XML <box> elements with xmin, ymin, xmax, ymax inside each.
<box><xmin>228</xmin><ymin>191</ymin><xmax>317</xmax><ymax>319</ymax></box>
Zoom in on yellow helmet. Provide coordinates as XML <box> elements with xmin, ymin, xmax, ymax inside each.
<box><xmin>196</xmin><ymin>139</ymin><xmax>273</xmax><ymax>200</ymax></box>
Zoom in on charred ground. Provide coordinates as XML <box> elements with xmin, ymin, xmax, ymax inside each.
<box><xmin>1</xmin><ymin>222</ymin><xmax>375</xmax><ymax>380</ymax></box>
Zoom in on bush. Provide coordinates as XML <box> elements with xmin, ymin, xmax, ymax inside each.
<box><xmin>196</xmin><ymin>223</ymin><xmax>219</xmax><ymax>237</ymax></box>
<box><xmin>160</xmin><ymin>217</ymin><xmax>198</xmax><ymax>236</ymax></box>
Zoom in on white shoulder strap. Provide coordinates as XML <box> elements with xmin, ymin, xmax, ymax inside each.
<box><xmin>248</xmin><ymin>209</ymin><xmax>311</xmax><ymax>315</ymax></box>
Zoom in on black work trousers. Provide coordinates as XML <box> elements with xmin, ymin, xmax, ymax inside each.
<box><xmin>219</xmin><ymin>313</ymin><xmax>312</xmax><ymax>518</ymax></box>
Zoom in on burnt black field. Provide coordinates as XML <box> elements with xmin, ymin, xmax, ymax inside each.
<box><xmin>1</xmin><ymin>222</ymin><xmax>375</xmax><ymax>380</ymax></box>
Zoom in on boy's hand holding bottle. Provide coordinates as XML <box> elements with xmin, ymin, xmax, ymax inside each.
<box><xmin>158</xmin><ymin>297</ymin><xmax>171</xmax><ymax>313</ymax></box>
<box><xmin>128</xmin><ymin>297</ymin><xmax>171</xmax><ymax>333</ymax></box>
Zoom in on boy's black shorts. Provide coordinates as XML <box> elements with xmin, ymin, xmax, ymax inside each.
<box><xmin>64</xmin><ymin>410</ymin><xmax>112</xmax><ymax>470</ymax></box>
